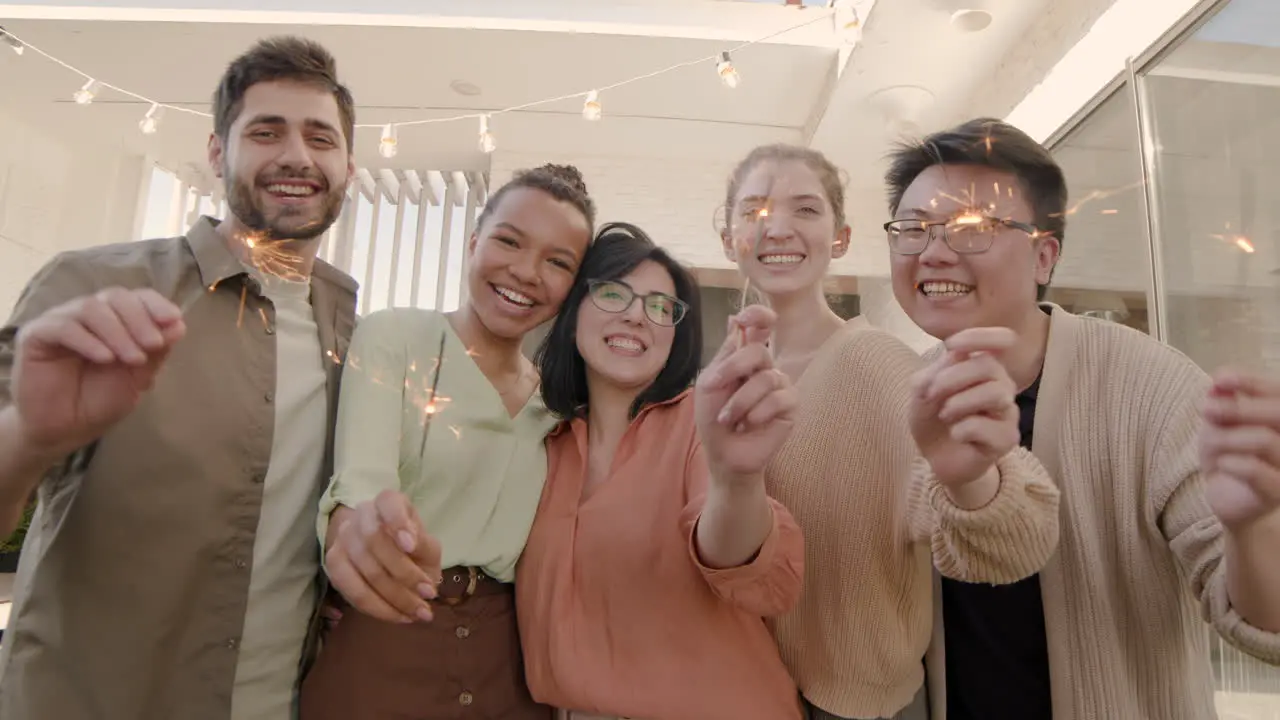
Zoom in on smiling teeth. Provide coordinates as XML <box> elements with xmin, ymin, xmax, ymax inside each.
<box><xmin>267</xmin><ymin>184</ymin><xmax>316</xmax><ymax>196</ymax></box>
<box><xmin>920</xmin><ymin>281</ymin><xmax>974</xmax><ymax>297</ymax></box>
<box><xmin>607</xmin><ymin>337</ymin><xmax>642</xmax><ymax>352</ymax></box>
<box><xmin>495</xmin><ymin>286</ymin><xmax>534</xmax><ymax>306</ymax></box>
<box><xmin>760</xmin><ymin>254</ymin><xmax>803</xmax><ymax>265</ymax></box>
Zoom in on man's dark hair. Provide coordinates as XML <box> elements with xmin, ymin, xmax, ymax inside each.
<box><xmin>212</xmin><ymin>36</ymin><xmax>355</xmax><ymax>150</ymax></box>
<box><xmin>885</xmin><ymin>118</ymin><xmax>1068</xmax><ymax>300</ymax></box>
<box><xmin>476</xmin><ymin>163</ymin><xmax>597</xmax><ymax>236</ymax></box>
<box><xmin>536</xmin><ymin>222</ymin><xmax>702</xmax><ymax>420</ymax></box>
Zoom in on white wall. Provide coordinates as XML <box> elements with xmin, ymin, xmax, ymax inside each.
<box><xmin>0</xmin><ymin>105</ymin><xmax>147</xmax><ymax>318</ymax></box>
<box><xmin>490</xmin><ymin>150</ymin><xmax>736</xmax><ymax>272</ymax></box>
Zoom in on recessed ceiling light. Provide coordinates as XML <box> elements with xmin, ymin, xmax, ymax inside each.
<box><xmin>450</xmin><ymin>80</ymin><xmax>481</xmax><ymax>97</ymax></box>
<box><xmin>951</xmin><ymin>9</ymin><xmax>993</xmax><ymax>32</ymax></box>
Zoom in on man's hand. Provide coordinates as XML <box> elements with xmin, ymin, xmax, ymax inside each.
<box><xmin>10</xmin><ymin>287</ymin><xmax>186</xmax><ymax>461</ymax></box>
<box><xmin>695</xmin><ymin>305</ymin><xmax>797</xmax><ymax>483</ymax></box>
<box><xmin>910</xmin><ymin>327</ymin><xmax>1020</xmax><ymax>505</ymax></box>
<box><xmin>1200</xmin><ymin>369</ymin><xmax>1280</xmax><ymax>529</ymax></box>
<box><xmin>325</xmin><ymin>489</ymin><xmax>443</xmax><ymax>624</ymax></box>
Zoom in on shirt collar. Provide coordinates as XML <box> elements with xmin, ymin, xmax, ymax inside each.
<box><xmin>547</xmin><ymin>386</ymin><xmax>693</xmax><ymax>438</ymax></box>
<box><xmin>186</xmin><ymin>215</ymin><xmax>358</xmax><ymax>295</ymax></box>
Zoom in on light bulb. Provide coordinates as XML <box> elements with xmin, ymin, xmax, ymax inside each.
<box><xmin>478</xmin><ymin>115</ymin><xmax>496</xmax><ymax>153</ymax></box>
<box><xmin>73</xmin><ymin>79</ymin><xmax>100</xmax><ymax>105</ymax></box>
<box><xmin>582</xmin><ymin>90</ymin><xmax>602</xmax><ymax>121</ymax></box>
<box><xmin>378</xmin><ymin>124</ymin><xmax>398</xmax><ymax>159</ymax></box>
<box><xmin>716</xmin><ymin>52</ymin><xmax>739</xmax><ymax>89</ymax></box>
<box><xmin>139</xmin><ymin>104</ymin><xmax>162</xmax><ymax>135</ymax></box>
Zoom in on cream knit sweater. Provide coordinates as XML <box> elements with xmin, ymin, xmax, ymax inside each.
<box><xmin>765</xmin><ymin>317</ymin><xmax>1061</xmax><ymax>719</ymax></box>
<box><xmin>922</xmin><ymin>306</ymin><xmax>1280</xmax><ymax>720</ymax></box>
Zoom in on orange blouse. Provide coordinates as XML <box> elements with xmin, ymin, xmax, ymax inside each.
<box><xmin>516</xmin><ymin>391</ymin><xmax>804</xmax><ymax>720</ymax></box>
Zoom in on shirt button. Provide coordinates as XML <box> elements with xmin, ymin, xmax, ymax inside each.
<box><xmin>458</xmin><ymin>691</ymin><xmax>473</xmax><ymax>706</ymax></box>
<box><xmin>264</xmin><ymin>391</ymin><xmax>274</xmax><ymax>403</ymax></box>
<box><xmin>226</xmin><ymin>638</ymin><xmax>239</xmax><ymax>650</ymax></box>
<box><xmin>252</xmin><ymin>472</ymin><xmax>265</xmax><ymax>484</ymax></box>
<box><xmin>455</xmin><ymin>625</ymin><xmax>470</xmax><ymax>639</ymax></box>
<box><xmin>265</xmin><ymin>326</ymin><xmax>275</xmax><ymax>335</ymax></box>
<box><xmin>235</xmin><ymin>559</ymin><xmax>247</xmax><ymax>569</ymax></box>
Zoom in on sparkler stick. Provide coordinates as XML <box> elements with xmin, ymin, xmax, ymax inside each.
<box><xmin>737</xmin><ymin>207</ymin><xmax>769</xmax><ymax>347</ymax></box>
<box><xmin>417</xmin><ymin>330</ymin><xmax>448</xmax><ymax>459</ymax></box>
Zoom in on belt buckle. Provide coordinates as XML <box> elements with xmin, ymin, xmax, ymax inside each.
<box><xmin>442</xmin><ymin>567</ymin><xmax>480</xmax><ymax>606</ymax></box>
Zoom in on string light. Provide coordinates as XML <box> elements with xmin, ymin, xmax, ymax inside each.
<box><xmin>378</xmin><ymin>124</ymin><xmax>398</xmax><ymax>158</ymax></box>
<box><xmin>582</xmin><ymin>90</ymin><xmax>602</xmax><ymax>121</ymax></box>
<box><xmin>1</xmin><ymin>9</ymin><xmax>849</xmax><ymax>143</ymax></box>
<box><xmin>0</xmin><ymin>27</ymin><xmax>23</xmax><ymax>55</ymax></box>
<box><xmin>139</xmin><ymin>103</ymin><xmax>162</xmax><ymax>134</ymax></box>
<box><xmin>716</xmin><ymin>52</ymin><xmax>740</xmax><ymax>89</ymax></box>
<box><xmin>73</xmin><ymin>79</ymin><xmax>100</xmax><ymax>105</ymax></box>
<box><xmin>478</xmin><ymin>115</ymin><xmax>496</xmax><ymax>153</ymax></box>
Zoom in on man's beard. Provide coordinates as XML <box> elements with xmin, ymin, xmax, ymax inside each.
<box><xmin>224</xmin><ymin>169</ymin><xmax>344</xmax><ymax>242</ymax></box>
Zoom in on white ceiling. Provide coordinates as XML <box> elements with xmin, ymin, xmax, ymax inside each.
<box><xmin>1</xmin><ymin>0</ymin><xmax>1074</xmax><ymax>278</ymax></box>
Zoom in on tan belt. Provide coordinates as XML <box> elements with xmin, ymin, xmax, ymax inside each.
<box><xmin>436</xmin><ymin>565</ymin><xmax>506</xmax><ymax>606</ymax></box>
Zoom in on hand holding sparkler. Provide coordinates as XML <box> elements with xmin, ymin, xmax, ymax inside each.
<box><xmin>696</xmin><ymin>305</ymin><xmax>797</xmax><ymax>482</ymax></box>
<box><xmin>325</xmin><ymin>489</ymin><xmax>444</xmax><ymax>624</ymax></box>
<box><xmin>909</xmin><ymin>327</ymin><xmax>1020</xmax><ymax>508</ymax></box>
<box><xmin>7</xmin><ymin>287</ymin><xmax>185</xmax><ymax>460</ymax></box>
<box><xmin>1200</xmin><ymin>370</ymin><xmax>1280</xmax><ymax>529</ymax></box>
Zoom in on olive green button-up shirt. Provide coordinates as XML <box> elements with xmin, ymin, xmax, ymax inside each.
<box><xmin>0</xmin><ymin>217</ymin><xmax>357</xmax><ymax>720</ymax></box>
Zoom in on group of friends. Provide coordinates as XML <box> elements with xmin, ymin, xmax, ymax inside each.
<box><xmin>0</xmin><ymin>34</ymin><xmax>1277</xmax><ymax>720</ymax></box>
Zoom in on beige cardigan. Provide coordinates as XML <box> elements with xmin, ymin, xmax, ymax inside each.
<box><xmin>766</xmin><ymin>318</ymin><xmax>1060</xmax><ymax>719</ymax></box>
<box><xmin>925</xmin><ymin>306</ymin><xmax>1280</xmax><ymax>720</ymax></box>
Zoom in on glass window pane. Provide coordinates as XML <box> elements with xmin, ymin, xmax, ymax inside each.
<box><xmin>1049</xmin><ymin>85</ymin><xmax>1154</xmax><ymax>333</ymax></box>
<box><xmin>1142</xmin><ymin>0</ymin><xmax>1280</xmax><ymax>711</ymax></box>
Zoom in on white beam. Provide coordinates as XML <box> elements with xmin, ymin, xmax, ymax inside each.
<box><xmin>465</xmin><ymin>171</ymin><xmax>488</xmax><ymax>205</ymax></box>
<box><xmin>0</xmin><ymin>1</ymin><xmax>843</xmax><ymax>47</ymax></box>
<box><xmin>376</xmin><ymin>168</ymin><xmax>400</xmax><ymax>204</ymax></box>
<box><xmin>401</xmin><ymin>169</ymin><xmax>423</xmax><ymax>205</ymax></box>
<box><xmin>450</xmin><ymin>171</ymin><xmax>469</xmax><ymax>207</ymax></box>
<box><xmin>355</xmin><ymin>168</ymin><xmax>377</xmax><ymax>203</ymax></box>
<box><xmin>1005</xmin><ymin>0</ymin><xmax>1201</xmax><ymax>143</ymax></box>
<box><xmin>423</xmin><ymin>171</ymin><xmax>447</xmax><ymax>207</ymax></box>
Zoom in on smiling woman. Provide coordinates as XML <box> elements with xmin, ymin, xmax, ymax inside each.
<box><xmin>298</xmin><ymin>162</ymin><xmax>595</xmax><ymax>720</ymax></box>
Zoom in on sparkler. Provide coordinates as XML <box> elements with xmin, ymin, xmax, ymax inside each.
<box><xmin>417</xmin><ymin>331</ymin><xmax>449</xmax><ymax>459</ymax></box>
<box><xmin>736</xmin><ymin>206</ymin><xmax>770</xmax><ymax>346</ymax></box>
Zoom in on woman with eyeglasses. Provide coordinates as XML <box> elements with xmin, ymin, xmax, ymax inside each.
<box><xmin>516</xmin><ymin>222</ymin><xmax>805</xmax><ymax>720</ymax></box>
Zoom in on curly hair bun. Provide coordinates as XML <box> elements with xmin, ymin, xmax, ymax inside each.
<box><xmin>529</xmin><ymin>163</ymin><xmax>589</xmax><ymax>196</ymax></box>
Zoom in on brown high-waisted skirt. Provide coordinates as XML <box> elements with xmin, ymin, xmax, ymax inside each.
<box><xmin>299</xmin><ymin>567</ymin><xmax>553</xmax><ymax>720</ymax></box>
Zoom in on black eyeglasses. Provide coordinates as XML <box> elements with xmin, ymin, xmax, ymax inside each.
<box><xmin>586</xmin><ymin>279</ymin><xmax>688</xmax><ymax>327</ymax></box>
<box><xmin>884</xmin><ymin>215</ymin><xmax>1041</xmax><ymax>255</ymax></box>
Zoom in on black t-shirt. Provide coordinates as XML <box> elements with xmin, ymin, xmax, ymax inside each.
<box><xmin>940</xmin><ymin>372</ymin><xmax>1053</xmax><ymax>720</ymax></box>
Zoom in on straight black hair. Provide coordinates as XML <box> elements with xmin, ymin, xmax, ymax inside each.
<box><xmin>885</xmin><ymin>118</ymin><xmax>1068</xmax><ymax>300</ymax></box>
<box><xmin>536</xmin><ymin>222</ymin><xmax>702</xmax><ymax>420</ymax></box>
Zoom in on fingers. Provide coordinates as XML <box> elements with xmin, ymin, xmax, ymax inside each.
<box><xmin>1209</xmin><ymin>454</ymin><xmax>1280</xmax><ymax>505</ymax></box>
<box><xmin>324</xmin><ymin>540</ymin><xmax>414</xmax><ymax>624</ymax></box>
<box><xmin>922</xmin><ymin>353</ymin><xmax>1014</xmax><ymax>404</ymax></box>
<box><xmin>701</xmin><ymin>343</ymin><xmax>773</xmax><ymax>392</ymax></box>
<box><xmin>938</xmin><ymin>381</ymin><xmax>1017</xmax><ymax>426</ymax></box>
<box><xmin>717</xmin><ymin>367</ymin><xmax>793</xmax><ymax>427</ymax></box>
<box><xmin>374</xmin><ymin>489</ymin><xmax>421</xmax><ymax>554</ymax></box>
<box><xmin>1210</xmin><ymin>368</ymin><xmax>1280</xmax><ymax>399</ymax></box>
<box><xmin>1204</xmin><ymin>390</ymin><xmax>1280</xmax><ymax>430</ymax></box>
<box><xmin>410</xmin><ymin>530</ymin><xmax>444</xmax><ymax>584</ymax></box>
<box><xmin>20</xmin><ymin>288</ymin><xmax>185</xmax><ymax>367</ymax></box>
<box><xmin>1200</xmin><ymin>424</ymin><xmax>1280</xmax><ymax>474</ymax></box>
<box><xmin>338</xmin><ymin>501</ymin><xmax>437</xmax><ymax>622</ymax></box>
<box><xmin>944</xmin><ymin>326</ymin><xmax>1017</xmax><ymax>356</ymax></box>
<box><xmin>947</xmin><ymin>415</ymin><xmax>1020</xmax><ymax>455</ymax></box>
<box><xmin>710</xmin><ymin>305</ymin><xmax>777</xmax><ymax>365</ymax></box>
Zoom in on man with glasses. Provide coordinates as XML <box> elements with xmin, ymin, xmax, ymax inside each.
<box><xmin>882</xmin><ymin>117</ymin><xmax>1280</xmax><ymax>719</ymax></box>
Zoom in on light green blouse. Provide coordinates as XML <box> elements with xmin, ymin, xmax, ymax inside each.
<box><xmin>317</xmin><ymin>308</ymin><xmax>558</xmax><ymax>582</ymax></box>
